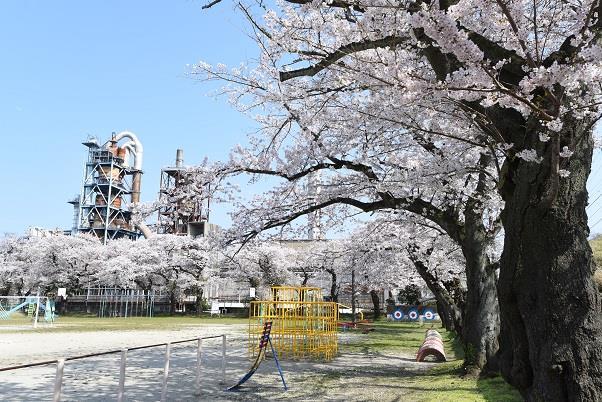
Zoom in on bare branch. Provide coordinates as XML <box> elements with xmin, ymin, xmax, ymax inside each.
<box><xmin>201</xmin><ymin>0</ymin><xmax>224</xmax><ymax>9</ymax></box>
<box><xmin>279</xmin><ymin>35</ymin><xmax>406</xmax><ymax>82</ymax></box>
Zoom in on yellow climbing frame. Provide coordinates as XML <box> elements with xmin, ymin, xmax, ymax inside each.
<box><xmin>250</xmin><ymin>286</ymin><xmax>339</xmax><ymax>360</ymax></box>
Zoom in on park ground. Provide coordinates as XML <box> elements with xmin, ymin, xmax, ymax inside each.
<box><xmin>0</xmin><ymin>316</ymin><xmax>521</xmax><ymax>401</ymax></box>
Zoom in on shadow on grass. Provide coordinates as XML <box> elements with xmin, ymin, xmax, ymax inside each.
<box><xmin>476</xmin><ymin>375</ymin><xmax>522</xmax><ymax>402</ymax></box>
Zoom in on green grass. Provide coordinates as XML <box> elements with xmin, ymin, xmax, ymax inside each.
<box><xmin>339</xmin><ymin>321</ymin><xmax>522</xmax><ymax>402</ymax></box>
<box><xmin>394</xmin><ymin>361</ymin><xmax>523</xmax><ymax>402</ymax></box>
<box><xmin>0</xmin><ymin>314</ymin><xmax>247</xmax><ymax>333</ymax></box>
<box><xmin>344</xmin><ymin>322</ymin><xmax>461</xmax><ymax>355</ymax></box>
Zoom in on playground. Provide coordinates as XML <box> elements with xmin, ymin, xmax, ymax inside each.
<box><xmin>0</xmin><ymin>316</ymin><xmax>520</xmax><ymax>401</ymax></box>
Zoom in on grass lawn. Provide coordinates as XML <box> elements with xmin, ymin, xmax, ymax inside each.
<box><xmin>338</xmin><ymin>321</ymin><xmax>522</xmax><ymax>402</ymax></box>
<box><xmin>0</xmin><ymin>313</ymin><xmax>247</xmax><ymax>333</ymax></box>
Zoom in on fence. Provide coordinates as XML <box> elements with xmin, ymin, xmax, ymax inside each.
<box><xmin>68</xmin><ymin>287</ymin><xmax>158</xmax><ymax>317</ymax></box>
<box><xmin>0</xmin><ymin>334</ymin><xmax>228</xmax><ymax>402</ymax></box>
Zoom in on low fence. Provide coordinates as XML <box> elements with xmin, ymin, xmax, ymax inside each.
<box><xmin>0</xmin><ymin>334</ymin><xmax>227</xmax><ymax>402</ymax></box>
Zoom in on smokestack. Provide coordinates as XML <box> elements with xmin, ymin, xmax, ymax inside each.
<box><xmin>176</xmin><ymin>149</ymin><xmax>184</xmax><ymax>168</ymax></box>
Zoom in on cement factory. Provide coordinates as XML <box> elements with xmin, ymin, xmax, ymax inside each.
<box><xmin>65</xmin><ymin>131</ymin><xmax>217</xmax><ymax>244</ymax></box>
<box><xmin>21</xmin><ymin>131</ymin><xmax>386</xmax><ymax>317</ymax></box>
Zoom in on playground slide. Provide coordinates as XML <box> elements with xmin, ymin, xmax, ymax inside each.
<box><xmin>0</xmin><ymin>299</ymin><xmax>57</xmax><ymax>321</ymax></box>
<box><xmin>226</xmin><ymin>348</ymin><xmax>265</xmax><ymax>391</ymax></box>
<box><xmin>227</xmin><ymin>321</ymin><xmax>287</xmax><ymax>392</ymax></box>
<box><xmin>0</xmin><ymin>300</ymin><xmax>32</xmax><ymax>319</ymax></box>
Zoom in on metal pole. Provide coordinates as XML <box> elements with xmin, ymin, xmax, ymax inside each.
<box><xmin>351</xmin><ymin>268</ymin><xmax>356</xmax><ymax>324</ymax></box>
<box><xmin>33</xmin><ymin>289</ymin><xmax>41</xmax><ymax>329</ymax></box>
<box><xmin>53</xmin><ymin>359</ymin><xmax>65</xmax><ymax>402</ymax></box>
<box><xmin>221</xmin><ymin>335</ymin><xmax>226</xmax><ymax>382</ymax></box>
<box><xmin>160</xmin><ymin>343</ymin><xmax>171</xmax><ymax>402</ymax></box>
<box><xmin>124</xmin><ymin>289</ymin><xmax>129</xmax><ymax>319</ymax></box>
<box><xmin>196</xmin><ymin>337</ymin><xmax>203</xmax><ymax>394</ymax></box>
<box><xmin>117</xmin><ymin>349</ymin><xmax>127</xmax><ymax>402</ymax></box>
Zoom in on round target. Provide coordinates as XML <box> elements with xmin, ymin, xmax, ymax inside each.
<box><xmin>423</xmin><ymin>309</ymin><xmax>435</xmax><ymax>320</ymax></box>
<box><xmin>393</xmin><ymin>310</ymin><xmax>404</xmax><ymax>320</ymax></box>
<box><xmin>408</xmin><ymin>309</ymin><xmax>419</xmax><ymax>321</ymax></box>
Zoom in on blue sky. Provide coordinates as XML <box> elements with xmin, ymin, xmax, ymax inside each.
<box><xmin>1</xmin><ymin>1</ymin><xmax>602</xmax><ymax>237</ymax></box>
<box><xmin>0</xmin><ymin>1</ymin><xmax>256</xmax><ymax>235</ymax></box>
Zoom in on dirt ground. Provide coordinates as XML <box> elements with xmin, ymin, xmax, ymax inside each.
<box><xmin>0</xmin><ymin>324</ymin><xmax>440</xmax><ymax>401</ymax></box>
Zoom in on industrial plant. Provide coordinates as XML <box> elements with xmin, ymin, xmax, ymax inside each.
<box><xmin>157</xmin><ymin>149</ymin><xmax>218</xmax><ymax>237</ymax></box>
<box><xmin>15</xmin><ymin>132</ymin><xmax>380</xmax><ymax>317</ymax></box>
<box><xmin>66</xmin><ymin>131</ymin><xmax>216</xmax><ymax>243</ymax></box>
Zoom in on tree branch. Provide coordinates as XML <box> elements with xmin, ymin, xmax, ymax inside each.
<box><xmin>279</xmin><ymin>35</ymin><xmax>407</xmax><ymax>82</ymax></box>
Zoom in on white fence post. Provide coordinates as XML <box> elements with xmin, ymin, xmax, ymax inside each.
<box><xmin>53</xmin><ymin>359</ymin><xmax>65</xmax><ymax>402</ymax></box>
<box><xmin>221</xmin><ymin>335</ymin><xmax>226</xmax><ymax>382</ymax></box>
<box><xmin>161</xmin><ymin>343</ymin><xmax>171</xmax><ymax>402</ymax></box>
<box><xmin>196</xmin><ymin>337</ymin><xmax>203</xmax><ymax>394</ymax></box>
<box><xmin>117</xmin><ymin>349</ymin><xmax>127</xmax><ymax>402</ymax></box>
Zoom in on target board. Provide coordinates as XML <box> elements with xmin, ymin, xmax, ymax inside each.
<box><xmin>393</xmin><ymin>310</ymin><xmax>404</xmax><ymax>320</ymax></box>
<box><xmin>407</xmin><ymin>309</ymin><xmax>419</xmax><ymax>321</ymax></box>
<box><xmin>423</xmin><ymin>309</ymin><xmax>435</xmax><ymax>320</ymax></box>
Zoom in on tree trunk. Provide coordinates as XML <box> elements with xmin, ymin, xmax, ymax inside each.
<box><xmin>437</xmin><ymin>300</ymin><xmax>452</xmax><ymax>331</ymax></box>
<box><xmin>195</xmin><ymin>287</ymin><xmax>204</xmax><ymax>317</ymax></box>
<box><xmin>456</xmin><ymin>153</ymin><xmax>501</xmax><ymax>375</ymax></box>
<box><xmin>369</xmin><ymin>289</ymin><xmax>381</xmax><ymax>320</ymax></box>
<box><xmin>410</xmin><ymin>254</ymin><xmax>463</xmax><ymax>334</ymax></box>
<box><xmin>170</xmin><ymin>293</ymin><xmax>176</xmax><ymax>315</ymax></box>
<box><xmin>326</xmin><ymin>268</ymin><xmax>338</xmax><ymax>302</ymax></box>
<box><xmin>409</xmin><ymin>225</ymin><xmax>499</xmax><ymax>374</ymax></box>
<box><xmin>461</xmin><ymin>242</ymin><xmax>500</xmax><ymax>374</ymax></box>
<box><xmin>498</xmin><ymin>118</ymin><xmax>602</xmax><ymax>401</ymax></box>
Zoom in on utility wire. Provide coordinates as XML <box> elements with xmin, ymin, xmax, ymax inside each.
<box><xmin>587</xmin><ymin>193</ymin><xmax>602</xmax><ymax>210</ymax></box>
<box><xmin>590</xmin><ymin>215</ymin><xmax>602</xmax><ymax>232</ymax></box>
<box><xmin>588</xmin><ymin>202</ymin><xmax>602</xmax><ymax>221</ymax></box>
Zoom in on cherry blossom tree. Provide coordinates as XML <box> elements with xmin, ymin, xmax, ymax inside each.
<box><xmin>0</xmin><ymin>234</ymin><xmax>218</xmax><ymax>315</ymax></box>
<box><xmin>220</xmin><ymin>240</ymin><xmax>301</xmax><ymax>297</ymax></box>
<box><xmin>340</xmin><ymin>216</ymin><xmax>468</xmax><ymax>325</ymax></box>
<box><xmin>193</xmin><ymin>23</ymin><xmax>502</xmax><ymax>378</ymax></box>
<box><xmin>196</xmin><ymin>0</ymin><xmax>602</xmax><ymax>396</ymax></box>
<box><xmin>0</xmin><ymin>234</ymin><xmax>102</xmax><ymax>295</ymax></box>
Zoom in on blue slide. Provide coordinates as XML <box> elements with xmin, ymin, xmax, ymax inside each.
<box><xmin>227</xmin><ymin>322</ymin><xmax>287</xmax><ymax>392</ymax></box>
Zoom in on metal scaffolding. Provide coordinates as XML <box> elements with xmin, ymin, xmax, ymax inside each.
<box><xmin>157</xmin><ymin>149</ymin><xmax>211</xmax><ymax>236</ymax></box>
<box><xmin>249</xmin><ymin>286</ymin><xmax>339</xmax><ymax>360</ymax></box>
<box><xmin>74</xmin><ymin>136</ymin><xmax>141</xmax><ymax>244</ymax></box>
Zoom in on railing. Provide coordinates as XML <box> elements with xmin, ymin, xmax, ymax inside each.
<box><xmin>0</xmin><ymin>334</ymin><xmax>228</xmax><ymax>402</ymax></box>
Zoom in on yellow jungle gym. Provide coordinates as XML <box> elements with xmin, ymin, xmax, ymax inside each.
<box><xmin>249</xmin><ymin>286</ymin><xmax>339</xmax><ymax>360</ymax></box>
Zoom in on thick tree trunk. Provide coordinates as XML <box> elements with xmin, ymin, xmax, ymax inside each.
<box><xmin>461</xmin><ymin>243</ymin><xmax>500</xmax><ymax>374</ymax></box>
<box><xmin>457</xmin><ymin>153</ymin><xmax>501</xmax><ymax>374</ymax></box>
<box><xmin>410</xmin><ymin>227</ymin><xmax>499</xmax><ymax>374</ymax></box>
<box><xmin>369</xmin><ymin>289</ymin><xmax>381</xmax><ymax>320</ymax></box>
<box><xmin>498</xmin><ymin>119</ymin><xmax>602</xmax><ymax>401</ymax></box>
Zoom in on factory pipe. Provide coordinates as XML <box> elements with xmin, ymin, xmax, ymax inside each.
<box><xmin>109</xmin><ymin>131</ymin><xmax>153</xmax><ymax>238</ymax></box>
<box><xmin>122</xmin><ymin>141</ymin><xmax>137</xmax><ymax>168</ymax></box>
